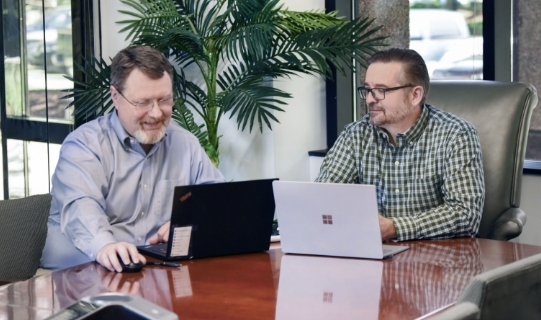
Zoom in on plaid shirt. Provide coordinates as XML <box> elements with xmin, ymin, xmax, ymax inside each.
<box><xmin>315</xmin><ymin>104</ymin><xmax>485</xmax><ymax>241</ymax></box>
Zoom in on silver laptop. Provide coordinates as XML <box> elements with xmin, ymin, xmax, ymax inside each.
<box><xmin>276</xmin><ymin>255</ymin><xmax>383</xmax><ymax>319</ymax></box>
<box><xmin>273</xmin><ymin>181</ymin><xmax>408</xmax><ymax>259</ymax></box>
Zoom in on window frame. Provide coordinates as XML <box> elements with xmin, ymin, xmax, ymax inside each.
<box><xmin>0</xmin><ymin>0</ymin><xmax>96</xmax><ymax>198</ymax></box>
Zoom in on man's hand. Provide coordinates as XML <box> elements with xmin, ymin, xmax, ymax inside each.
<box><xmin>379</xmin><ymin>215</ymin><xmax>397</xmax><ymax>241</ymax></box>
<box><xmin>96</xmin><ymin>242</ymin><xmax>147</xmax><ymax>272</ymax></box>
<box><xmin>149</xmin><ymin>221</ymin><xmax>170</xmax><ymax>244</ymax></box>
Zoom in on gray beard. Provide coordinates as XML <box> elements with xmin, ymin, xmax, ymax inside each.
<box><xmin>134</xmin><ymin>124</ymin><xmax>166</xmax><ymax>144</ymax></box>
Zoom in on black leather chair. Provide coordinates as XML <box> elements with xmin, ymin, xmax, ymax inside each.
<box><xmin>427</xmin><ymin>81</ymin><xmax>538</xmax><ymax>240</ymax></box>
<box><xmin>0</xmin><ymin>194</ymin><xmax>51</xmax><ymax>282</ymax></box>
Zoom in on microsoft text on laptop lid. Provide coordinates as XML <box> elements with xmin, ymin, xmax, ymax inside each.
<box><xmin>273</xmin><ymin>181</ymin><xmax>408</xmax><ymax>260</ymax></box>
<box><xmin>138</xmin><ymin>179</ymin><xmax>277</xmax><ymax>261</ymax></box>
<box><xmin>276</xmin><ymin>255</ymin><xmax>383</xmax><ymax>319</ymax></box>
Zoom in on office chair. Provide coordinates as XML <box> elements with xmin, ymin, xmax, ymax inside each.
<box><xmin>0</xmin><ymin>194</ymin><xmax>51</xmax><ymax>282</ymax></box>
<box><xmin>428</xmin><ymin>302</ymin><xmax>480</xmax><ymax>320</ymax></box>
<box><xmin>455</xmin><ymin>252</ymin><xmax>541</xmax><ymax>320</ymax></box>
<box><xmin>427</xmin><ymin>81</ymin><xmax>538</xmax><ymax>240</ymax></box>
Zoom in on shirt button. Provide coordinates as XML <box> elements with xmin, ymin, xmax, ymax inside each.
<box><xmin>131</xmin><ymin>139</ymin><xmax>135</xmax><ymax>144</ymax></box>
<box><xmin>143</xmin><ymin>184</ymin><xmax>148</xmax><ymax>190</ymax></box>
<box><xmin>395</xmin><ymin>189</ymin><xmax>400</xmax><ymax>193</ymax></box>
<box><xmin>141</xmin><ymin>211</ymin><xmax>145</xmax><ymax>216</ymax></box>
<box><xmin>138</xmin><ymin>237</ymin><xmax>142</xmax><ymax>242</ymax></box>
<box><xmin>395</xmin><ymin>161</ymin><xmax>400</xmax><ymax>166</ymax></box>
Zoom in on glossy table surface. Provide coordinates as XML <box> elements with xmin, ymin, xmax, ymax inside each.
<box><xmin>1</xmin><ymin>238</ymin><xmax>541</xmax><ymax>319</ymax></box>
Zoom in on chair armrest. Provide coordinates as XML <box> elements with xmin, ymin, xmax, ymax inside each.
<box><xmin>489</xmin><ymin>208</ymin><xmax>527</xmax><ymax>241</ymax></box>
<box><xmin>428</xmin><ymin>302</ymin><xmax>479</xmax><ymax>320</ymax></box>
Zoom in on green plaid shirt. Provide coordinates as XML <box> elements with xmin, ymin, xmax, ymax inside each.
<box><xmin>315</xmin><ymin>104</ymin><xmax>485</xmax><ymax>241</ymax></box>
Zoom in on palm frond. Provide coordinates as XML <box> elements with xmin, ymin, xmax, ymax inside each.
<box><xmin>215</xmin><ymin>0</ymin><xmax>281</xmax><ymax>63</ymax></box>
<box><xmin>211</xmin><ymin>14</ymin><xmax>386</xmax><ymax>133</ymax></box>
<box><xmin>118</xmin><ymin>0</ymin><xmax>185</xmax><ymax>42</ymax></box>
<box><xmin>133</xmin><ymin>27</ymin><xmax>209</xmax><ymax>67</ymax></box>
<box><xmin>275</xmin><ymin>10</ymin><xmax>343</xmax><ymax>34</ymax></box>
<box><xmin>220</xmin><ymin>82</ymin><xmax>290</xmax><ymax>132</ymax></box>
<box><xmin>172</xmin><ymin>101</ymin><xmax>209</xmax><ymax>146</ymax></box>
<box><xmin>171</xmin><ymin>101</ymin><xmax>218</xmax><ymax>166</ymax></box>
<box><xmin>172</xmin><ymin>0</ymin><xmax>224</xmax><ymax>36</ymax></box>
<box><xmin>243</xmin><ymin>16</ymin><xmax>387</xmax><ymax>79</ymax></box>
<box><xmin>184</xmin><ymin>81</ymin><xmax>208</xmax><ymax>115</ymax></box>
<box><xmin>62</xmin><ymin>57</ymin><xmax>112</xmax><ymax>120</ymax></box>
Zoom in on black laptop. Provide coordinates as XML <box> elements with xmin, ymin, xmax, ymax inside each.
<box><xmin>137</xmin><ymin>179</ymin><xmax>277</xmax><ymax>261</ymax></box>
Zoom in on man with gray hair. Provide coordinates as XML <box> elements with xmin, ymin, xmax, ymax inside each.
<box><xmin>41</xmin><ymin>46</ymin><xmax>224</xmax><ymax>271</ymax></box>
<box><xmin>316</xmin><ymin>48</ymin><xmax>485</xmax><ymax>241</ymax></box>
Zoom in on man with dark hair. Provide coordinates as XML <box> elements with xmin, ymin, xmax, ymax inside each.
<box><xmin>41</xmin><ymin>46</ymin><xmax>224</xmax><ymax>271</ymax></box>
<box><xmin>316</xmin><ymin>48</ymin><xmax>485</xmax><ymax>241</ymax></box>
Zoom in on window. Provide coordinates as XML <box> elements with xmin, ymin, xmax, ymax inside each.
<box><xmin>409</xmin><ymin>1</ymin><xmax>483</xmax><ymax>81</ymax></box>
<box><xmin>1</xmin><ymin>0</ymin><xmax>93</xmax><ymax>198</ymax></box>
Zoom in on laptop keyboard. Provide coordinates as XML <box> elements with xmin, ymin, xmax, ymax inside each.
<box><xmin>145</xmin><ymin>243</ymin><xmax>167</xmax><ymax>256</ymax></box>
<box><xmin>151</xmin><ymin>247</ymin><xmax>167</xmax><ymax>254</ymax></box>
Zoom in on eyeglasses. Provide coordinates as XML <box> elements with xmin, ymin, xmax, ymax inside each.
<box><xmin>116</xmin><ymin>88</ymin><xmax>175</xmax><ymax>111</ymax></box>
<box><xmin>357</xmin><ymin>85</ymin><xmax>415</xmax><ymax>100</ymax></box>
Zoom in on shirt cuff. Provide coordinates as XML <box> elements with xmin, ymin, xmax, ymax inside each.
<box><xmin>88</xmin><ymin>232</ymin><xmax>117</xmax><ymax>260</ymax></box>
<box><xmin>389</xmin><ymin>216</ymin><xmax>418</xmax><ymax>241</ymax></box>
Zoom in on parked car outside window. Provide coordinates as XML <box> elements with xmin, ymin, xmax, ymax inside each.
<box><xmin>410</xmin><ymin>9</ymin><xmax>482</xmax><ymax>80</ymax></box>
<box><xmin>26</xmin><ymin>6</ymin><xmax>72</xmax><ymax>75</ymax></box>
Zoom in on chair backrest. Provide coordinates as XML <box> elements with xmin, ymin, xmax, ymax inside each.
<box><xmin>0</xmin><ymin>194</ymin><xmax>51</xmax><ymax>281</ymax></box>
<box><xmin>426</xmin><ymin>81</ymin><xmax>538</xmax><ymax>239</ymax></box>
<box><xmin>456</xmin><ymin>252</ymin><xmax>541</xmax><ymax>320</ymax></box>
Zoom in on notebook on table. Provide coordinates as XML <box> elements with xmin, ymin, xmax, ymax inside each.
<box><xmin>138</xmin><ymin>179</ymin><xmax>277</xmax><ymax>261</ymax></box>
<box><xmin>273</xmin><ymin>181</ymin><xmax>408</xmax><ymax>260</ymax></box>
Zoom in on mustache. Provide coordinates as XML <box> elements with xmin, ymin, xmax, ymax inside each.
<box><xmin>140</xmin><ymin>116</ymin><xmax>167</xmax><ymax>124</ymax></box>
<box><xmin>367</xmin><ymin>101</ymin><xmax>379</xmax><ymax>110</ymax></box>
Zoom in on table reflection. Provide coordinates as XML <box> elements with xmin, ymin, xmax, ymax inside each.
<box><xmin>2</xmin><ymin>239</ymin><xmax>541</xmax><ymax>320</ymax></box>
<box><xmin>275</xmin><ymin>239</ymin><xmax>484</xmax><ymax>320</ymax></box>
<box><xmin>380</xmin><ymin>239</ymin><xmax>483</xmax><ymax>318</ymax></box>
<box><xmin>51</xmin><ymin>263</ymin><xmax>176</xmax><ymax>311</ymax></box>
<box><xmin>276</xmin><ymin>255</ymin><xmax>383</xmax><ymax>319</ymax></box>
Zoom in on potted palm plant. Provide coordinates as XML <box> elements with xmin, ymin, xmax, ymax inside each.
<box><xmin>65</xmin><ymin>0</ymin><xmax>386</xmax><ymax>167</ymax></box>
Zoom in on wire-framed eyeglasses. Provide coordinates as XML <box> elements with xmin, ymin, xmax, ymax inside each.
<box><xmin>357</xmin><ymin>85</ymin><xmax>415</xmax><ymax>100</ymax></box>
<box><xmin>116</xmin><ymin>88</ymin><xmax>175</xmax><ymax>111</ymax></box>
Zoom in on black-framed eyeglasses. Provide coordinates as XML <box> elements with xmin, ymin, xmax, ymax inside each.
<box><xmin>116</xmin><ymin>87</ymin><xmax>175</xmax><ymax>111</ymax></box>
<box><xmin>357</xmin><ymin>85</ymin><xmax>415</xmax><ymax>100</ymax></box>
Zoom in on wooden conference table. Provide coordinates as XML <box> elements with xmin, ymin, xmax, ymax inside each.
<box><xmin>1</xmin><ymin>238</ymin><xmax>541</xmax><ymax>319</ymax></box>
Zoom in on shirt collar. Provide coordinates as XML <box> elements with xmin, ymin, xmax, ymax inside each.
<box><xmin>110</xmin><ymin>111</ymin><xmax>132</xmax><ymax>150</ymax></box>
<box><xmin>370</xmin><ymin>104</ymin><xmax>429</xmax><ymax>146</ymax></box>
<box><xmin>403</xmin><ymin>104</ymin><xmax>430</xmax><ymax>144</ymax></box>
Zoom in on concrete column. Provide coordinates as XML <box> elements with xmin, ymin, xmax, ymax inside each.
<box><xmin>356</xmin><ymin>0</ymin><xmax>410</xmax><ymax>116</ymax></box>
<box><xmin>513</xmin><ymin>0</ymin><xmax>541</xmax><ymax>158</ymax></box>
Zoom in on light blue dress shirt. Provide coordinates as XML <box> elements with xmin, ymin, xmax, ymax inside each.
<box><xmin>47</xmin><ymin>111</ymin><xmax>225</xmax><ymax>260</ymax></box>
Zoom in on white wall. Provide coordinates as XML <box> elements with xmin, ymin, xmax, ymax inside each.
<box><xmin>272</xmin><ymin>0</ymin><xmax>327</xmax><ymax>182</ymax></box>
<box><xmin>96</xmin><ymin>0</ymin><xmax>326</xmax><ymax>182</ymax></box>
